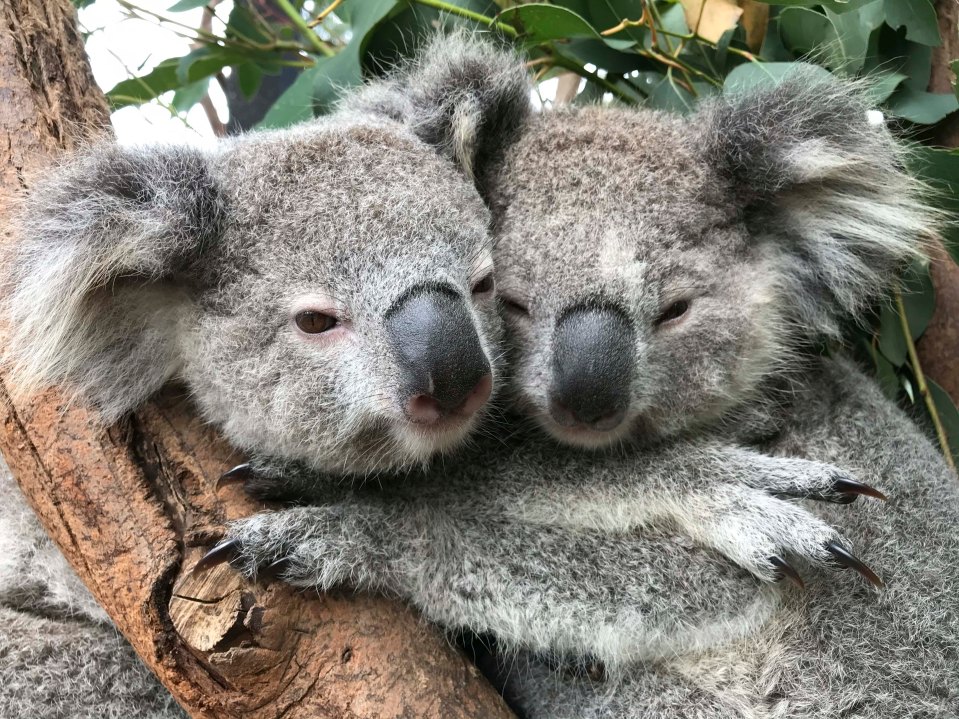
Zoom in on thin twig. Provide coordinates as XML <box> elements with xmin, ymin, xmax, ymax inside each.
<box><xmin>896</xmin><ymin>290</ymin><xmax>957</xmax><ymax>471</ymax></box>
<box><xmin>409</xmin><ymin>0</ymin><xmax>518</xmax><ymax>37</ymax></box>
<box><xmin>274</xmin><ymin>0</ymin><xmax>335</xmax><ymax>56</ymax></box>
<box><xmin>308</xmin><ymin>0</ymin><xmax>343</xmax><ymax>28</ymax></box>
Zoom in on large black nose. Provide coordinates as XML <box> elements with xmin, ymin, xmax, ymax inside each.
<box><xmin>549</xmin><ymin>305</ymin><xmax>634</xmax><ymax>432</ymax></box>
<box><xmin>386</xmin><ymin>284</ymin><xmax>492</xmax><ymax>424</ymax></box>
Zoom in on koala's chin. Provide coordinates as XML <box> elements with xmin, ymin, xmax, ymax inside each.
<box><xmin>537</xmin><ymin>413</ymin><xmax>637</xmax><ymax>451</ymax></box>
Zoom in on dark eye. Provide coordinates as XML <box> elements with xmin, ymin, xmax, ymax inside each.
<box><xmin>655</xmin><ymin>299</ymin><xmax>690</xmax><ymax>327</ymax></box>
<box><xmin>500</xmin><ymin>295</ymin><xmax>530</xmax><ymax>316</ymax></box>
<box><xmin>472</xmin><ymin>273</ymin><xmax>495</xmax><ymax>295</ymax></box>
<box><xmin>295</xmin><ymin>310</ymin><xmax>337</xmax><ymax>334</ymax></box>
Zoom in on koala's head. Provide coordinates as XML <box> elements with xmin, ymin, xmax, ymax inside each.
<box><xmin>5</xmin><ymin>112</ymin><xmax>512</xmax><ymax>475</ymax></box>
<box><xmin>490</xmin><ymin>82</ymin><xmax>933</xmax><ymax>448</ymax></box>
<box><xmin>373</xmin><ymin>35</ymin><xmax>933</xmax><ymax>449</ymax></box>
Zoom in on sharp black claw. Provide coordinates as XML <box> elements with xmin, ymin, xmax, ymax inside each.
<box><xmin>217</xmin><ymin>463</ymin><xmax>253</xmax><ymax>489</ymax></box>
<box><xmin>194</xmin><ymin>538</ymin><xmax>240</xmax><ymax>572</ymax></box>
<box><xmin>769</xmin><ymin>556</ymin><xmax>805</xmax><ymax>590</ymax></box>
<box><xmin>833</xmin><ymin>478</ymin><xmax>888</xmax><ymax>502</ymax></box>
<box><xmin>825</xmin><ymin>541</ymin><xmax>884</xmax><ymax>588</ymax></box>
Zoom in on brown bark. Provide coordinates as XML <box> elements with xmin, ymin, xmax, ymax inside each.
<box><xmin>0</xmin><ymin>1</ymin><xmax>514</xmax><ymax>717</ymax></box>
<box><xmin>918</xmin><ymin>0</ymin><xmax>959</xmax><ymax>404</ymax></box>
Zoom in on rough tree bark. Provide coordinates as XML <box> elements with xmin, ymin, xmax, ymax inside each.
<box><xmin>920</xmin><ymin>0</ymin><xmax>959</xmax><ymax>404</ymax></box>
<box><xmin>0</xmin><ymin>1</ymin><xmax>514</xmax><ymax>717</ymax></box>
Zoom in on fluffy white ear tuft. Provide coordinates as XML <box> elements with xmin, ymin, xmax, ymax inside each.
<box><xmin>342</xmin><ymin>30</ymin><xmax>533</xmax><ymax>196</ymax></box>
<box><xmin>698</xmin><ymin>75</ymin><xmax>937</xmax><ymax>336</ymax></box>
<box><xmin>4</xmin><ymin>143</ymin><xmax>221</xmax><ymax>421</ymax></box>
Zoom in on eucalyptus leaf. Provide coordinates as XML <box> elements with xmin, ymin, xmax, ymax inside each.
<box><xmin>176</xmin><ymin>46</ymin><xmax>239</xmax><ymax>86</ymax></box>
<box><xmin>900</xmin><ymin>261</ymin><xmax>936</xmax><ymax>341</ymax></box>
<box><xmin>863</xmin><ymin>71</ymin><xmax>907</xmax><ymax>103</ymax></box>
<box><xmin>754</xmin><ymin>0</ymin><xmax>875</xmax><ymax>13</ymax></box>
<box><xmin>723</xmin><ymin>61</ymin><xmax>833</xmax><ymax>93</ymax></box>
<box><xmin>883</xmin><ymin>0</ymin><xmax>941</xmax><ymax>47</ymax></box>
<box><xmin>171</xmin><ymin>78</ymin><xmax>209</xmax><ymax>112</ymax></box>
<box><xmin>106</xmin><ymin>58</ymin><xmax>182</xmax><ymax>109</ymax></box>
<box><xmin>258</xmin><ymin>63</ymin><xmax>324</xmax><ymax>128</ymax></box>
<box><xmin>167</xmin><ymin>0</ymin><xmax>209</xmax><ymax>11</ymax></box>
<box><xmin>886</xmin><ymin>88</ymin><xmax>959</xmax><ymax>124</ymax></box>
<box><xmin>877</xmin><ymin>302</ymin><xmax>907</xmax><ymax>367</ymax></box>
<box><xmin>497</xmin><ymin>4</ymin><xmax>601</xmax><ymax>45</ymax></box>
<box><xmin>236</xmin><ymin>62</ymin><xmax>263</xmax><ymax>100</ymax></box>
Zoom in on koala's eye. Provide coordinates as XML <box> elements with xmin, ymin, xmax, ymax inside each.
<box><xmin>655</xmin><ymin>299</ymin><xmax>690</xmax><ymax>327</ymax></box>
<box><xmin>500</xmin><ymin>295</ymin><xmax>530</xmax><ymax>317</ymax></box>
<box><xmin>471</xmin><ymin>273</ymin><xmax>495</xmax><ymax>296</ymax></box>
<box><xmin>295</xmin><ymin>310</ymin><xmax>337</xmax><ymax>334</ymax></box>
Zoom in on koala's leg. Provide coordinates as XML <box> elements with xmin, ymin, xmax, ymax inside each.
<box><xmin>204</xmin><ymin>500</ymin><xmax>778</xmax><ymax>671</ymax></box>
<box><xmin>497</xmin><ymin>442</ymin><xmax>884</xmax><ymax>586</ymax></box>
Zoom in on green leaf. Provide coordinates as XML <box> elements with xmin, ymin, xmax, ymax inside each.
<box><xmin>928</xmin><ymin>379</ymin><xmax>959</xmax><ymax>463</ymax></box>
<box><xmin>900</xmin><ymin>260</ymin><xmax>936</xmax><ymax>340</ymax></box>
<box><xmin>258</xmin><ymin>63</ymin><xmax>324</xmax><ymax>128</ymax></box>
<box><xmin>867</xmin><ymin>340</ymin><xmax>901</xmax><ymax>400</ymax></box>
<box><xmin>886</xmin><ymin>88</ymin><xmax>959</xmax><ymax>124</ymax></box>
<box><xmin>259</xmin><ymin>0</ymin><xmax>398</xmax><ymax>127</ymax></box>
<box><xmin>497</xmin><ymin>3</ymin><xmax>601</xmax><ymax>45</ymax></box>
<box><xmin>176</xmin><ymin>46</ymin><xmax>238</xmax><ymax>85</ymax></box>
<box><xmin>723</xmin><ymin>60</ymin><xmax>833</xmax><ymax>93</ymax></box>
<box><xmin>646</xmin><ymin>74</ymin><xmax>696</xmax><ymax>114</ymax></box>
<box><xmin>236</xmin><ymin>62</ymin><xmax>263</xmax><ymax>99</ymax></box>
<box><xmin>167</xmin><ymin>0</ymin><xmax>209</xmax><ymax>11</ymax></box>
<box><xmin>779</xmin><ymin>7</ymin><xmax>831</xmax><ymax>57</ymax></box>
<box><xmin>171</xmin><ymin>78</ymin><xmax>209</xmax><ymax>112</ymax></box>
<box><xmin>755</xmin><ymin>0</ymin><xmax>876</xmax><ymax>12</ymax></box>
<box><xmin>877</xmin><ymin>302</ymin><xmax>907</xmax><ymax>366</ymax></box>
<box><xmin>883</xmin><ymin>0</ymin><xmax>941</xmax><ymax>47</ymax></box>
<box><xmin>823</xmin><ymin>6</ymin><xmax>873</xmax><ymax>74</ymax></box>
<box><xmin>106</xmin><ymin>58</ymin><xmax>182</xmax><ymax>109</ymax></box>
<box><xmin>907</xmin><ymin>146</ymin><xmax>959</xmax><ymax>262</ymax></box>
<box><xmin>779</xmin><ymin>4</ymin><xmax>877</xmax><ymax>74</ymax></box>
<box><xmin>863</xmin><ymin>71</ymin><xmax>907</xmax><ymax>103</ymax></box>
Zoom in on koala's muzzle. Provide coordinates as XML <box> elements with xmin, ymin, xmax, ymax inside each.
<box><xmin>386</xmin><ymin>284</ymin><xmax>492</xmax><ymax>425</ymax></box>
<box><xmin>549</xmin><ymin>306</ymin><xmax>634</xmax><ymax>432</ymax></box>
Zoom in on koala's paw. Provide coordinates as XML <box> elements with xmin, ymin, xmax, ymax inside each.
<box><xmin>695</xmin><ymin>482</ymin><xmax>883</xmax><ymax>589</ymax></box>
<box><xmin>747</xmin><ymin>457</ymin><xmax>887</xmax><ymax>505</ymax></box>
<box><xmin>194</xmin><ymin>507</ymin><xmax>356</xmax><ymax>588</ymax></box>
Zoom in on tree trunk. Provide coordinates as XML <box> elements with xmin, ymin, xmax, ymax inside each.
<box><xmin>0</xmin><ymin>1</ymin><xmax>514</xmax><ymax>717</ymax></box>
<box><xmin>920</xmin><ymin>0</ymin><xmax>959</xmax><ymax>404</ymax></box>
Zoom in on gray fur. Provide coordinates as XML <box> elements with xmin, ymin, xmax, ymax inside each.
<box><xmin>0</xmin><ymin>458</ymin><xmax>185</xmax><ymax>719</ymax></box>
<box><xmin>5</xmin><ymin>34</ymin><xmax>957</xmax><ymax>719</ymax></box>
<box><xmin>5</xmin><ymin>115</ymin><xmax>502</xmax><ymax>476</ymax></box>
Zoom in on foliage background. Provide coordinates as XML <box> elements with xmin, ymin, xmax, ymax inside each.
<box><xmin>79</xmin><ymin>0</ymin><xmax>959</xmax><ymax>466</ymax></box>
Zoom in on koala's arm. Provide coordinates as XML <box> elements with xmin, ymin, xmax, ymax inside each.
<box><xmin>210</xmin><ymin>489</ymin><xmax>773</xmax><ymax>671</ymax></box>
<box><xmin>496</xmin><ymin>442</ymin><xmax>885</xmax><ymax>584</ymax></box>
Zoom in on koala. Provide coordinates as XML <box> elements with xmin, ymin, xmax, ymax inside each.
<box><xmin>5</xmin><ymin>116</ymin><xmax>504</xmax><ymax>476</ymax></box>
<box><xmin>360</xmin><ymin>35</ymin><xmax>959</xmax><ymax>719</ymax></box>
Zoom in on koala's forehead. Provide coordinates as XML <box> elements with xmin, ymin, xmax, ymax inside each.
<box><xmin>207</xmin><ymin>119</ymin><xmax>489</xmax><ymax>283</ymax></box>
<box><xmin>497</xmin><ymin>107</ymin><xmax>730</xmax><ymax>240</ymax></box>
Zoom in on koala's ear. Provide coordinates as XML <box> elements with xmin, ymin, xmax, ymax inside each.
<box><xmin>343</xmin><ymin>31</ymin><xmax>532</xmax><ymax>196</ymax></box>
<box><xmin>5</xmin><ymin>143</ymin><xmax>222</xmax><ymax>421</ymax></box>
<box><xmin>699</xmin><ymin>76</ymin><xmax>936</xmax><ymax>334</ymax></box>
